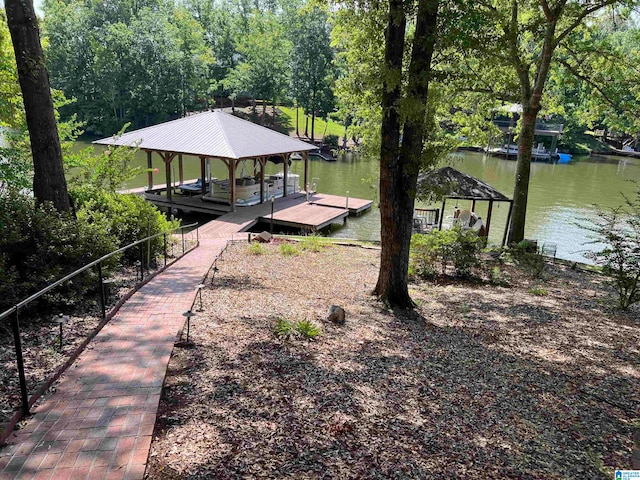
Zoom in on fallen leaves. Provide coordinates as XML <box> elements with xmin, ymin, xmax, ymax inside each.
<box><xmin>144</xmin><ymin>243</ymin><xmax>639</xmax><ymax>479</ymax></box>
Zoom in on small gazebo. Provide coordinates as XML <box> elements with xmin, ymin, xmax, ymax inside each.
<box><xmin>94</xmin><ymin>110</ymin><xmax>318</xmax><ymax>211</ymax></box>
<box><xmin>418</xmin><ymin>166</ymin><xmax>513</xmax><ymax>245</ymax></box>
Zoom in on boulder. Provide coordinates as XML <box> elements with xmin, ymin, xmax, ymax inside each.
<box><xmin>327</xmin><ymin>305</ymin><xmax>346</xmax><ymax>325</ymax></box>
<box><xmin>254</xmin><ymin>231</ymin><xmax>272</xmax><ymax>243</ymax></box>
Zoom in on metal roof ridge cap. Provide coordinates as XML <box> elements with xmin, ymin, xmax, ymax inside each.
<box><xmin>215</xmin><ymin>111</ymin><xmax>239</xmax><ymax>159</ymax></box>
<box><xmin>218</xmin><ymin>110</ymin><xmax>315</xmax><ymax>150</ymax></box>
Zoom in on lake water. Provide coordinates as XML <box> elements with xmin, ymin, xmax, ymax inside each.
<box><xmin>78</xmin><ymin>141</ymin><xmax>640</xmax><ymax>263</ymax></box>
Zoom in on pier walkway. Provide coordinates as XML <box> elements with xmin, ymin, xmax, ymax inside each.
<box><xmin>0</xmin><ymin>238</ymin><xmax>227</xmax><ymax>480</ymax></box>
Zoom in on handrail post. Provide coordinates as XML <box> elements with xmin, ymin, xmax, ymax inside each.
<box><xmin>11</xmin><ymin>308</ymin><xmax>30</xmax><ymax>416</ymax></box>
<box><xmin>139</xmin><ymin>243</ymin><xmax>144</xmax><ymax>282</ymax></box>
<box><xmin>97</xmin><ymin>262</ymin><xmax>106</xmax><ymax>320</ymax></box>
<box><xmin>164</xmin><ymin>233</ymin><xmax>167</xmax><ymax>267</ymax></box>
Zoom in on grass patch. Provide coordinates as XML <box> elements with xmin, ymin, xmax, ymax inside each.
<box><xmin>528</xmin><ymin>287</ymin><xmax>548</xmax><ymax>296</ymax></box>
<box><xmin>249</xmin><ymin>243</ymin><xmax>266</xmax><ymax>255</ymax></box>
<box><xmin>279</xmin><ymin>243</ymin><xmax>299</xmax><ymax>256</ymax></box>
<box><xmin>278</xmin><ymin>106</ymin><xmax>345</xmax><ymax>139</ymax></box>
<box><xmin>298</xmin><ymin>234</ymin><xmax>330</xmax><ymax>252</ymax></box>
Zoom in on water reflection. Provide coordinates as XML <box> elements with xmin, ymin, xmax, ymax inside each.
<box><xmin>77</xmin><ymin>141</ymin><xmax>640</xmax><ymax>263</ymax></box>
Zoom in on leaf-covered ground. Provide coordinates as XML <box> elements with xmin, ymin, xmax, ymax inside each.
<box><xmin>145</xmin><ymin>242</ymin><xmax>639</xmax><ymax>479</ymax></box>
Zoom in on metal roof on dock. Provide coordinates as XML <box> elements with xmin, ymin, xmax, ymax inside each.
<box><xmin>94</xmin><ymin>110</ymin><xmax>317</xmax><ymax>159</ymax></box>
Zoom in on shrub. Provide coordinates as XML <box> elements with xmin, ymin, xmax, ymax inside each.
<box><xmin>489</xmin><ymin>266</ymin><xmax>509</xmax><ymax>286</ymax></box>
<box><xmin>324</xmin><ymin>134</ymin><xmax>339</xmax><ymax>148</ymax></box>
<box><xmin>279</xmin><ymin>243</ymin><xmax>299</xmax><ymax>256</ymax></box>
<box><xmin>409</xmin><ymin>227</ymin><xmax>484</xmax><ymax>279</ymax></box>
<box><xmin>273</xmin><ymin>317</ymin><xmax>293</xmax><ymax>338</ymax></box>
<box><xmin>510</xmin><ymin>240</ymin><xmax>545</xmax><ymax>278</ymax></box>
<box><xmin>249</xmin><ymin>243</ymin><xmax>266</xmax><ymax>255</ymax></box>
<box><xmin>0</xmin><ymin>193</ymin><xmax>118</xmax><ymax>315</ymax></box>
<box><xmin>294</xmin><ymin>319</ymin><xmax>321</xmax><ymax>339</ymax></box>
<box><xmin>72</xmin><ymin>187</ymin><xmax>179</xmax><ymax>262</ymax></box>
<box><xmin>583</xmin><ymin>191</ymin><xmax>640</xmax><ymax>310</ymax></box>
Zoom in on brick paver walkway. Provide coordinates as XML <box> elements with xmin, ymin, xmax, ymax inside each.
<box><xmin>0</xmin><ymin>238</ymin><xmax>228</xmax><ymax>480</ymax></box>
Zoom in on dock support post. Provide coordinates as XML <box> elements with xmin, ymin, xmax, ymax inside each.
<box><xmin>303</xmin><ymin>151</ymin><xmax>309</xmax><ymax>195</ymax></box>
<box><xmin>259</xmin><ymin>157</ymin><xmax>265</xmax><ymax>204</ymax></box>
<box><xmin>229</xmin><ymin>159</ymin><xmax>236</xmax><ymax>212</ymax></box>
<box><xmin>147</xmin><ymin>151</ymin><xmax>153</xmax><ymax>190</ymax></box>
<box><xmin>200</xmin><ymin>157</ymin><xmax>207</xmax><ymax>196</ymax></box>
<box><xmin>283</xmin><ymin>153</ymin><xmax>289</xmax><ymax>197</ymax></box>
<box><xmin>178</xmin><ymin>154</ymin><xmax>184</xmax><ymax>185</ymax></box>
<box><xmin>163</xmin><ymin>152</ymin><xmax>172</xmax><ymax>203</ymax></box>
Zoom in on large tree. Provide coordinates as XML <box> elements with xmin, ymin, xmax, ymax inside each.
<box><xmin>464</xmin><ymin>0</ymin><xmax>636</xmax><ymax>243</ymax></box>
<box><xmin>290</xmin><ymin>6</ymin><xmax>335</xmax><ymax>142</ymax></box>
<box><xmin>225</xmin><ymin>12</ymin><xmax>291</xmax><ymax>122</ymax></box>
<box><xmin>5</xmin><ymin>0</ymin><xmax>70</xmax><ymax>212</ymax></box>
<box><xmin>373</xmin><ymin>0</ymin><xmax>440</xmax><ymax>307</ymax></box>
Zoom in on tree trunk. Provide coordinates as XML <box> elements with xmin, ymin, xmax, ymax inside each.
<box><xmin>373</xmin><ymin>0</ymin><xmax>408</xmax><ymax>306</ymax></box>
<box><xmin>508</xmin><ymin>106</ymin><xmax>537</xmax><ymax>244</ymax></box>
<box><xmin>311</xmin><ymin>91</ymin><xmax>316</xmax><ymax>142</ymax></box>
<box><xmin>296</xmin><ymin>105</ymin><xmax>299</xmax><ymax>136</ymax></box>
<box><xmin>304</xmin><ymin>115</ymin><xmax>309</xmax><ymax>137</ymax></box>
<box><xmin>374</xmin><ymin>0</ymin><xmax>439</xmax><ymax>308</ymax></box>
<box><xmin>5</xmin><ymin>0</ymin><xmax>70</xmax><ymax>212</ymax></box>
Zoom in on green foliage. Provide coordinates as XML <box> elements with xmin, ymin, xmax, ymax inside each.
<box><xmin>294</xmin><ymin>319</ymin><xmax>321</xmax><ymax>339</ymax></box>
<box><xmin>274</xmin><ymin>317</ymin><xmax>321</xmax><ymax>340</ymax></box>
<box><xmin>583</xmin><ymin>190</ymin><xmax>640</xmax><ymax>310</ymax></box>
<box><xmin>489</xmin><ymin>266</ymin><xmax>509</xmax><ymax>287</ymax></box>
<box><xmin>42</xmin><ymin>1</ymin><xmax>214</xmax><ymax>134</ymax></box>
<box><xmin>71</xmin><ymin>188</ymin><xmax>179</xmax><ymax>262</ymax></box>
<box><xmin>528</xmin><ymin>287</ymin><xmax>548</xmax><ymax>296</ymax></box>
<box><xmin>225</xmin><ymin>13</ymin><xmax>291</xmax><ymax>111</ymax></box>
<box><xmin>249</xmin><ymin>242</ymin><xmax>266</xmax><ymax>255</ymax></box>
<box><xmin>0</xmin><ymin>193</ymin><xmax>118</xmax><ymax>314</ymax></box>
<box><xmin>323</xmin><ymin>134</ymin><xmax>339</xmax><ymax>148</ymax></box>
<box><xmin>273</xmin><ymin>317</ymin><xmax>293</xmax><ymax>338</ymax></box>
<box><xmin>298</xmin><ymin>234</ymin><xmax>329</xmax><ymax>252</ymax></box>
<box><xmin>66</xmin><ymin>139</ymin><xmax>140</xmax><ymax>193</ymax></box>
<box><xmin>510</xmin><ymin>241</ymin><xmax>545</xmax><ymax>278</ymax></box>
<box><xmin>279</xmin><ymin>242</ymin><xmax>299</xmax><ymax>256</ymax></box>
<box><xmin>289</xmin><ymin>5</ymin><xmax>335</xmax><ymax>139</ymax></box>
<box><xmin>410</xmin><ymin>227</ymin><xmax>484</xmax><ymax>280</ymax></box>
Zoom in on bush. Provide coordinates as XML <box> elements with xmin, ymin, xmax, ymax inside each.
<box><xmin>72</xmin><ymin>187</ymin><xmax>179</xmax><ymax>262</ymax></box>
<box><xmin>583</xmin><ymin>191</ymin><xmax>640</xmax><ymax>310</ymax></box>
<box><xmin>273</xmin><ymin>317</ymin><xmax>293</xmax><ymax>338</ymax></box>
<box><xmin>0</xmin><ymin>193</ymin><xmax>118</xmax><ymax>314</ymax></box>
<box><xmin>323</xmin><ymin>134</ymin><xmax>339</xmax><ymax>148</ymax></box>
<box><xmin>510</xmin><ymin>240</ymin><xmax>545</xmax><ymax>278</ymax></box>
<box><xmin>294</xmin><ymin>319</ymin><xmax>321</xmax><ymax>339</ymax></box>
<box><xmin>489</xmin><ymin>266</ymin><xmax>510</xmax><ymax>286</ymax></box>
<box><xmin>409</xmin><ymin>227</ymin><xmax>484</xmax><ymax>279</ymax></box>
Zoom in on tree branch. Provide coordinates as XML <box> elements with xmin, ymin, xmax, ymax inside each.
<box><xmin>555</xmin><ymin>0</ymin><xmax>618</xmax><ymax>47</ymax></box>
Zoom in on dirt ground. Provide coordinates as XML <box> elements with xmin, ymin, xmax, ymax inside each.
<box><xmin>145</xmin><ymin>241</ymin><xmax>639</xmax><ymax>479</ymax></box>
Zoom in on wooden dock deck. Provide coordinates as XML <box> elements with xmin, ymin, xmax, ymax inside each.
<box><xmin>198</xmin><ymin>193</ymin><xmax>352</xmax><ymax>238</ymax></box>
<box><xmin>309</xmin><ymin>193</ymin><xmax>373</xmax><ymax>215</ymax></box>
<box><xmin>118</xmin><ymin>184</ymin><xmax>373</xmax><ymax>238</ymax></box>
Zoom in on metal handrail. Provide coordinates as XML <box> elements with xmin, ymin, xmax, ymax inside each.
<box><xmin>0</xmin><ymin>221</ymin><xmax>198</xmax><ymax>322</ymax></box>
